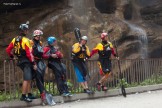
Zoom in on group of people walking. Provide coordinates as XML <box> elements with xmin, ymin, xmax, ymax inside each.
<box><xmin>6</xmin><ymin>22</ymin><xmax>118</xmax><ymax>104</ymax></box>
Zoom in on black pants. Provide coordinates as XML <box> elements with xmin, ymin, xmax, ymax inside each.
<box><xmin>48</xmin><ymin>61</ymin><xmax>69</xmax><ymax>94</ymax></box>
<box><xmin>99</xmin><ymin>58</ymin><xmax>112</xmax><ymax>74</ymax></box>
<box><xmin>33</xmin><ymin>60</ymin><xmax>46</xmax><ymax>94</ymax></box>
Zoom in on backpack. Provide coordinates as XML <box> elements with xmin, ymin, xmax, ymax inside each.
<box><xmin>13</xmin><ymin>36</ymin><xmax>26</xmax><ymax>57</ymax></box>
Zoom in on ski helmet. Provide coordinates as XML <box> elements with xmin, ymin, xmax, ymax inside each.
<box><xmin>33</xmin><ymin>30</ymin><xmax>43</xmax><ymax>37</ymax></box>
<box><xmin>101</xmin><ymin>33</ymin><xmax>108</xmax><ymax>39</ymax></box>
<box><xmin>19</xmin><ymin>24</ymin><xmax>29</xmax><ymax>31</ymax></box>
<box><xmin>81</xmin><ymin>36</ymin><xmax>88</xmax><ymax>41</ymax></box>
<box><xmin>47</xmin><ymin>36</ymin><xmax>56</xmax><ymax>45</ymax></box>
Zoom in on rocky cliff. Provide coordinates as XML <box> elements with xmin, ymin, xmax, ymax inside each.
<box><xmin>0</xmin><ymin>0</ymin><xmax>162</xmax><ymax>60</ymax></box>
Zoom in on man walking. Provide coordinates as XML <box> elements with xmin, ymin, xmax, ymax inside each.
<box><xmin>90</xmin><ymin>33</ymin><xmax>118</xmax><ymax>91</ymax></box>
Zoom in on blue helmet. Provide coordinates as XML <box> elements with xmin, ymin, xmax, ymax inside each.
<box><xmin>47</xmin><ymin>36</ymin><xmax>56</xmax><ymax>45</ymax></box>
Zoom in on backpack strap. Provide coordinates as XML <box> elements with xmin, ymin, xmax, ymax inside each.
<box><xmin>14</xmin><ymin>36</ymin><xmax>23</xmax><ymax>56</ymax></box>
<box><xmin>48</xmin><ymin>45</ymin><xmax>56</xmax><ymax>54</ymax></box>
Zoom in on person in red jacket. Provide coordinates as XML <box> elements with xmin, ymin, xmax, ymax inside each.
<box><xmin>43</xmin><ymin>36</ymin><xmax>72</xmax><ymax>97</ymax></box>
<box><xmin>90</xmin><ymin>33</ymin><xmax>118</xmax><ymax>91</ymax></box>
<box><xmin>6</xmin><ymin>23</ymin><xmax>37</xmax><ymax>102</ymax></box>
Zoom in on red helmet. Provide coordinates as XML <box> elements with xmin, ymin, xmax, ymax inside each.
<box><xmin>100</xmin><ymin>33</ymin><xmax>108</xmax><ymax>39</ymax></box>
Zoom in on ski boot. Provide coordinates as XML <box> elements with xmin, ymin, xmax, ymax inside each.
<box><xmin>62</xmin><ymin>93</ymin><xmax>69</xmax><ymax>97</ymax></box>
<box><xmin>28</xmin><ymin>93</ymin><xmax>36</xmax><ymax>99</ymax></box>
<box><xmin>20</xmin><ymin>96</ymin><xmax>32</xmax><ymax>102</ymax></box>
<box><xmin>41</xmin><ymin>92</ymin><xmax>46</xmax><ymax>105</ymax></box>
<box><xmin>84</xmin><ymin>89</ymin><xmax>93</xmax><ymax>94</ymax></box>
<box><xmin>96</xmin><ymin>83</ymin><xmax>102</xmax><ymax>91</ymax></box>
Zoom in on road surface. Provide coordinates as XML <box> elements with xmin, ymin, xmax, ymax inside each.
<box><xmin>30</xmin><ymin>90</ymin><xmax>162</xmax><ymax>108</ymax></box>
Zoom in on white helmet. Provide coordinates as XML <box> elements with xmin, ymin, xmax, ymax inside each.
<box><xmin>33</xmin><ymin>30</ymin><xmax>43</xmax><ymax>37</ymax></box>
<box><xmin>81</xmin><ymin>36</ymin><xmax>88</xmax><ymax>41</ymax></box>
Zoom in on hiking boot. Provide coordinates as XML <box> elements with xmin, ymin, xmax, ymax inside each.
<box><xmin>96</xmin><ymin>83</ymin><xmax>101</xmax><ymax>91</ymax></box>
<box><xmin>84</xmin><ymin>89</ymin><xmax>93</xmax><ymax>94</ymax></box>
<box><xmin>62</xmin><ymin>93</ymin><xmax>69</xmax><ymax>97</ymax></box>
<box><xmin>101</xmin><ymin>85</ymin><xmax>108</xmax><ymax>91</ymax></box>
<box><xmin>20</xmin><ymin>96</ymin><xmax>32</xmax><ymax>102</ymax></box>
<box><xmin>28</xmin><ymin>93</ymin><xmax>36</xmax><ymax>99</ymax></box>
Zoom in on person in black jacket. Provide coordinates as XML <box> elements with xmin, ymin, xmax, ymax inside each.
<box><xmin>30</xmin><ymin>30</ymin><xmax>46</xmax><ymax>103</ymax></box>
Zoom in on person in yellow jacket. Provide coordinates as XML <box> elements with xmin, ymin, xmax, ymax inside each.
<box><xmin>6</xmin><ymin>23</ymin><xmax>37</xmax><ymax>102</ymax></box>
<box><xmin>90</xmin><ymin>33</ymin><xmax>119</xmax><ymax>91</ymax></box>
<box><xmin>71</xmin><ymin>36</ymin><xmax>93</xmax><ymax>94</ymax></box>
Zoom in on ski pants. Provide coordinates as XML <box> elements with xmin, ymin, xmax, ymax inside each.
<box><xmin>48</xmin><ymin>61</ymin><xmax>69</xmax><ymax>94</ymax></box>
<box><xmin>33</xmin><ymin>60</ymin><xmax>46</xmax><ymax>94</ymax></box>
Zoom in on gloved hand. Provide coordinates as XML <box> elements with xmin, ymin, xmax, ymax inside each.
<box><xmin>51</xmin><ymin>54</ymin><xmax>58</xmax><ymax>58</ymax></box>
<box><xmin>55</xmin><ymin>51</ymin><xmax>63</xmax><ymax>58</ymax></box>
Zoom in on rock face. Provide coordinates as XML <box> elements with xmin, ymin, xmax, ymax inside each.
<box><xmin>1</xmin><ymin>0</ymin><xmax>162</xmax><ymax>91</ymax></box>
<box><xmin>0</xmin><ymin>0</ymin><xmax>162</xmax><ymax>60</ymax></box>
<box><xmin>140</xmin><ymin>0</ymin><xmax>162</xmax><ymax>25</ymax></box>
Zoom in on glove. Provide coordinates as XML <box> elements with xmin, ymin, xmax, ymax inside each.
<box><xmin>55</xmin><ymin>51</ymin><xmax>63</xmax><ymax>58</ymax></box>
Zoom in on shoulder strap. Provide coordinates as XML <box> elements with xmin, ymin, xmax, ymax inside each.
<box><xmin>101</xmin><ymin>41</ymin><xmax>110</xmax><ymax>47</ymax></box>
<box><xmin>39</xmin><ymin>41</ymin><xmax>43</xmax><ymax>46</ymax></box>
<box><xmin>14</xmin><ymin>36</ymin><xmax>22</xmax><ymax>47</ymax></box>
<box><xmin>30</xmin><ymin>40</ymin><xmax>34</xmax><ymax>47</ymax></box>
<box><xmin>13</xmin><ymin>36</ymin><xmax>24</xmax><ymax>56</ymax></box>
<box><xmin>46</xmin><ymin>46</ymin><xmax>56</xmax><ymax>54</ymax></box>
<box><xmin>15</xmin><ymin>36</ymin><xmax>22</xmax><ymax>42</ymax></box>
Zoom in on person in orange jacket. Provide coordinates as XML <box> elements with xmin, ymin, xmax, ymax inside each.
<box><xmin>6</xmin><ymin>23</ymin><xmax>37</xmax><ymax>102</ymax></box>
<box><xmin>90</xmin><ymin>33</ymin><xmax>118</xmax><ymax>91</ymax></box>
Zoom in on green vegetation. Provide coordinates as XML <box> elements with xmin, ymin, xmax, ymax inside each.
<box><xmin>1</xmin><ymin>76</ymin><xmax>162</xmax><ymax>101</ymax></box>
<box><xmin>117</xmin><ymin>75</ymin><xmax>162</xmax><ymax>88</ymax></box>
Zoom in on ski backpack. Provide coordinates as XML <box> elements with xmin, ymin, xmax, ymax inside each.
<box><xmin>13</xmin><ymin>36</ymin><xmax>26</xmax><ymax>57</ymax></box>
